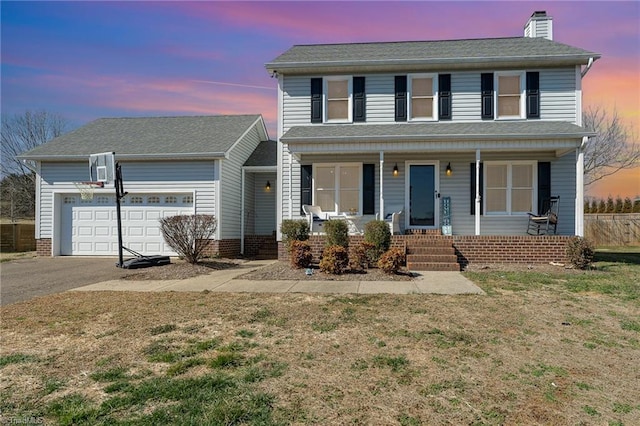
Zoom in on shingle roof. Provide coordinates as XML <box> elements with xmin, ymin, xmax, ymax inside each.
<box><xmin>281</xmin><ymin>121</ymin><xmax>595</xmax><ymax>143</ymax></box>
<box><xmin>266</xmin><ymin>37</ymin><xmax>600</xmax><ymax>73</ymax></box>
<box><xmin>244</xmin><ymin>140</ymin><xmax>277</xmax><ymax>167</ymax></box>
<box><xmin>20</xmin><ymin>115</ymin><xmax>267</xmax><ymax>160</ymax></box>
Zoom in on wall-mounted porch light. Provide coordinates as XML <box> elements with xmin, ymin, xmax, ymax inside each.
<box><xmin>446</xmin><ymin>163</ymin><xmax>453</xmax><ymax>176</ymax></box>
<box><xmin>265</xmin><ymin>180</ymin><xmax>271</xmax><ymax>191</ymax></box>
<box><xmin>393</xmin><ymin>163</ymin><xmax>399</xmax><ymax>177</ymax></box>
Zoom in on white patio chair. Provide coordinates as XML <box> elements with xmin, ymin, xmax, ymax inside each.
<box><xmin>383</xmin><ymin>205</ymin><xmax>404</xmax><ymax>235</ymax></box>
<box><xmin>302</xmin><ymin>205</ymin><xmax>327</xmax><ymax>234</ymax></box>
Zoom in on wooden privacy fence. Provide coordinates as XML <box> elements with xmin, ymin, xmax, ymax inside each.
<box><xmin>584</xmin><ymin>214</ymin><xmax>640</xmax><ymax>246</ymax></box>
<box><xmin>1</xmin><ymin>223</ymin><xmax>36</xmax><ymax>252</ymax></box>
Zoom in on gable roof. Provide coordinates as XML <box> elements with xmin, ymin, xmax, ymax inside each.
<box><xmin>244</xmin><ymin>140</ymin><xmax>277</xmax><ymax>167</ymax></box>
<box><xmin>281</xmin><ymin>121</ymin><xmax>595</xmax><ymax>143</ymax></box>
<box><xmin>266</xmin><ymin>37</ymin><xmax>600</xmax><ymax>74</ymax></box>
<box><xmin>20</xmin><ymin>115</ymin><xmax>268</xmax><ymax>161</ymax></box>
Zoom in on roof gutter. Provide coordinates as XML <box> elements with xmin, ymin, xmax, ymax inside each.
<box><xmin>17</xmin><ymin>152</ymin><xmax>228</xmax><ymax>162</ymax></box>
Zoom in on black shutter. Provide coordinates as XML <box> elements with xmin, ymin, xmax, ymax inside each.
<box><xmin>353</xmin><ymin>77</ymin><xmax>366</xmax><ymax>122</ymax></box>
<box><xmin>363</xmin><ymin>164</ymin><xmax>375</xmax><ymax>215</ymax></box>
<box><xmin>300</xmin><ymin>164</ymin><xmax>312</xmax><ymax>215</ymax></box>
<box><xmin>438</xmin><ymin>74</ymin><xmax>452</xmax><ymax>120</ymax></box>
<box><xmin>310</xmin><ymin>78</ymin><xmax>322</xmax><ymax>123</ymax></box>
<box><xmin>537</xmin><ymin>161</ymin><xmax>551</xmax><ymax>213</ymax></box>
<box><xmin>526</xmin><ymin>72</ymin><xmax>540</xmax><ymax>119</ymax></box>
<box><xmin>395</xmin><ymin>76</ymin><xmax>407</xmax><ymax>122</ymax></box>
<box><xmin>470</xmin><ymin>163</ymin><xmax>484</xmax><ymax>215</ymax></box>
<box><xmin>481</xmin><ymin>73</ymin><xmax>494</xmax><ymax>119</ymax></box>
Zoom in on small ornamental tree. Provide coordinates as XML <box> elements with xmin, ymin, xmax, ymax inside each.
<box><xmin>323</xmin><ymin>219</ymin><xmax>349</xmax><ymax>249</ymax></box>
<box><xmin>280</xmin><ymin>219</ymin><xmax>309</xmax><ymax>251</ymax></box>
<box><xmin>159</xmin><ymin>214</ymin><xmax>217</xmax><ymax>264</ymax></box>
<box><xmin>363</xmin><ymin>220</ymin><xmax>391</xmax><ymax>262</ymax></box>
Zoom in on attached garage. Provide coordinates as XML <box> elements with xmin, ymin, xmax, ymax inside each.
<box><xmin>59</xmin><ymin>193</ymin><xmax>194</xmax><ymax>256</ymax></box>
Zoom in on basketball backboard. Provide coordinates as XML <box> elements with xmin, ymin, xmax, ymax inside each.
<box><xmin>89</xmin><ymin>152</ymin><xmax>116</xmax><ymax>188</ymax></box>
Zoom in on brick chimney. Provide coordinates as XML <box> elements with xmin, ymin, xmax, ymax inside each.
<box><xmin>524</xmin><ymin>11</ymin><xmax>553</xmax><ymax>40</ymax></box>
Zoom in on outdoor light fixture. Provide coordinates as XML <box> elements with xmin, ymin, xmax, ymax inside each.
<box><xmin>446</xmin><ymin>163</ymin><xmax>453</xmax><ymax>176</ymax></box>
<box><xmin>393</xmin><ymin>163</ymin><xmax>399</xmax><ymax>177</ymax></box>
<box><xmin>265</xmin><ymin>180</ymin><xmax>271</xmax><ymax>191</ymax></box>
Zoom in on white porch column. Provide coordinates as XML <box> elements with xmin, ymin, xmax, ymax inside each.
<box><xmin>475</xmin><ymin>149</ymin><xmax>481</xmax><ymax>235</ymax></box>
<box><xmin>575</xmin><ymin>137</ymin><xmax>587</xmax><ymax>236</ymax></box>
<box><xmin>288</xmin><ymin>153</ymin><xmax>293</xmax><ymax>219</ymax></box>
<box><xmin>379</xmin><ymin>151</ymin><xmax>384</xmax><ymax>218</ymax></box>
<box><xmin>240</xmin><ymin>168</ymin><xmax>245</xmax><ymax>254</ymax></box>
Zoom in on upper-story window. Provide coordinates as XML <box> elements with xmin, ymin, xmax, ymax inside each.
<box><xmin>325</xmin><ymin>77</ymin><xmax>351</xmax><ymax>122</ymax></box>
<box><xmin>311</xmin><ymin>76</ymin><xmax>365</xmax><ymax>124</ymax></box>
<box><xmin>482</xmin><ymin>71</ymin><xmax>540</xmax><ymax>120</ymax></box>
<box><xmin>496</xmin><ymin>72</ymin><xmax>524</xmax><ymax>119</ymax></box>
<box><xmin>409</xmin><ymin>74</ymin><xmax>437</xmax><ymax>121</ymax></box>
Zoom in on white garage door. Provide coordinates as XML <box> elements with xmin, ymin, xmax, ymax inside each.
<box><xmin>60</xmin><ymin>193</ymin><xmax>194</xmax><ymax>256</ymax></box>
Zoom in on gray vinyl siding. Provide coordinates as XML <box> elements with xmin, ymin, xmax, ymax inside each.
<box><xmin>551</xmin><ymin>152</ymin><xmax>577</xmax><ymax>235</ymax></box>
<box><xmin>254</xmin><ymin>172</ymin><xmax>277</xmax><ymax>235</ymax></box>
<box><xmin>220</xmin><ymin>126</ymin><xmax>263</xmax><ymax>239</ymax></box>
<box><xmin>539</xmin><ymin>68</ymin><xmax>577</xmax><ymax>123</ymax></box>
<box><xmin>280</xmin><ymin>70</ymin><xmax>578</xmax><ymax>128</ymax></box>
<box><xmin>37</xmin><ymin>160</ymin><xmax>216</xmax><ymax>239</ymax></box>
<box><xmin>451</xmin><ymin>72</ymin><xmax>481</xmax><ymax>121</ymax></box>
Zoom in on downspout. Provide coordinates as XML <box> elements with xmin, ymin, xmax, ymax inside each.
<box><xmin>575</xmin><ymin>136</ymin><xmax>588</xmax><ymax>236</ymax></box>
<box><xmin>475</xmin><ymin>149</ymin><xmax>481</xmax><ymax>235</ymax></box>
<box><xmin>379</xmin><ymin>151</ymin><xmax>384</xmax><ymax>219</ymax></box>
<box><xmin>240</xmin><ymin>168</ymin><xmax>245</xmax><ymax>255</ymax></box>
<box><xmin>580</xmin><ymin>57</ymin><xmax>595</xmax><ymax>78</ymax></box>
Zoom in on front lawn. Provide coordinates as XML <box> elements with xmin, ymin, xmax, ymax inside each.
<box><xmin>1</xmin><ymin>250</ymin><xmax>638</xmax><ymax>425</ymax></box>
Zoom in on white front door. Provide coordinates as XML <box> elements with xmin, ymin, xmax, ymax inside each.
<box><xmin>60</xmin><ymin>193</ymin><xmax>193</xmax><ymax>256</ymax></box>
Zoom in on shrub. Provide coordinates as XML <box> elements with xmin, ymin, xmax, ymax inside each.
<box><xmin>565</xmin><ymin>236</ymin><xmax>595</xmax><ymax>270</ymax></box>
<box><xmin>364</xmin><ymin>220</ymin><xmax>391</xmax><ymax>261</ymax></box>
<box><xmin>280</xmin><ymin>219</ymin><xmax>309</xmax><ymax>251</ymax></box>
<box><xmin>159</xmin><ymin>214</ymin><xmax>217</xmax><ymax>264</ymax></box>
<box><xmin>378</xmin><ymin>248</ymin><xmax>406</xmax><ymax>274</ymax></box>
<box><xmin>319</xmin><ymin>245</ymin><xmax>349</xmax><ymax>275</ymax></box>
<box><xmin>323</xmin><ymin>219</ymin><xmax>349</xmax><ymax>249</ymax></box>
<box><xmin>290</xmin><ymin>240</ymin><xmax>312</xmax><ymax>269</ymax></box>
<box><xmin>348</xmin><ymin>243</ymin><xmax>368</xmax><ymax>272</ymax></box>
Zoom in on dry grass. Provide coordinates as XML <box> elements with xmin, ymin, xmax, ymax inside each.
<box><xmin>1</xmin><ymin>255</ymin><xmax>639</xmax><ymax>425</ymax></box>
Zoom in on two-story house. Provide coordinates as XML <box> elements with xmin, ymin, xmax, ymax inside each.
<box><xmin>266</xmin><ymin>11</ymin><xmax>601</xmax><ymax>268</ymax></box>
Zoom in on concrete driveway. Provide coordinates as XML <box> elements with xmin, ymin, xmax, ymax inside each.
<box><xmin>1</xmin><ymin>257</ymin><xmax>136</xmax><ymax>306</ymax></box>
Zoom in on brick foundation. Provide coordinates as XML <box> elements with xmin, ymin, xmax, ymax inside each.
<box><xmin>452</xmin><ymin>235</ymin><xmax>571</xmax><ymax>267</ymax></box>
<box><xmin>36</xmin><ymin>238</ymin><xmax>52</xmax><ymax>256</ymax></box>
<box><xmin>278</xmin><ymin>234</ymin><xmax>571</xmax><ymax>266</ymax></box>
<box><xmin>200</xmin><ymin>239</ymin><xmax>241</xmax><ymax>258</ymax></box>
<box><xmin>244</xmin><ymin>234</ymin><xmax>277</xmax><ymax>258</ymax></box>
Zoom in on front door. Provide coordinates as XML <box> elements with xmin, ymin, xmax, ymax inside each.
<box><xmin>406</xmin><ymin>162</ymin><xmax>439</xmax><ymax>229</ymax></box>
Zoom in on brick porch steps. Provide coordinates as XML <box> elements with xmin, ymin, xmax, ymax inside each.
<box><xmin>405</xmin><ymin>236</ymin><xmax>461</xmax><ymax>271</ymax></box>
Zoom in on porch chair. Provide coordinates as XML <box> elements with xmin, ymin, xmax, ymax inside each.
<box><xmin>383</xmin><ymin>205</ymin><xmax>404</xmax><ymax>235</ymax></box>
<box><xmin>302</xmin><ymin>205</ymin><xmax>327</xmax><ymax>235</ymax></box>
<box><xmin>526</xmin><ymin>196</ymin><xmax>560</xmax><ymax>235</ymax></box>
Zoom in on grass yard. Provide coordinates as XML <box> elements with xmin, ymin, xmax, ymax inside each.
<box><xmin>1</xmin><ymin>249</ymin><xmax>638</xmax><ymax>425</ymax></box>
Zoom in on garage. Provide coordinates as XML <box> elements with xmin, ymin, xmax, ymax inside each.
<box><xmin>60</xmin><ymin>193</ymin><xmax>193</xmax><ymax>256</ymax></box>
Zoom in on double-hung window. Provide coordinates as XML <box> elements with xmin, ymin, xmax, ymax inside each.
<box><xmin>325</xmin><ymin>77</ymin><xmax>352</xmax><ymax>122</ymax></box>
<box><xmin>496</xmin><ymin>72</ymin><xmax>525</xmax><ymax>119</ymax></box>
<box><xmin>484</xmin><ymin>162</ymin><xmax>535</xmax><ymax>215</ymax></box>
<box><xmin>314</xmin><ymin>163</ymin><xmax>361</xmax><ymax>214</ymax></box>
<box><xmin>408</xmin><ymin>74</ymin><xmax>437</xmax><ymax>120</ymax></box>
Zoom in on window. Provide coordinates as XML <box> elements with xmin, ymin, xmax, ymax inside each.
<box><xmin>496</xmin><ymin>73</ymin><xmax>524</xmax><ymax>119</ymax></box>
<box><xmin>325</xmin><ymin>77</ymin><xmax>351</xmax><ymax>122</ymax></box>
<box><xmin>484</xmin><ymin>162</ymin><xmax>535</xmax><ymax>215</ymax></box>
<box><xmin>130</xmin><ymin>196</ymin><xmax>143</xmax><ymax>204</ymax></box>
<box><xmin>64</xmin><ymin>196</ymin><xmax>76</xmax><ymax>204</ymax></box>
<box><xmin>314</xmin><ymin>163</ymin><xmax>361</xmax><ymax>214</ymax></box>
<box><xmin>165</xmin><ymin>196</ymin><xmax>177</xmax><ymax>204</ymax></box>
<box><xmin>182</xmin><ymin>195</ymin><xmax>193</xmax><ymax>204</ymax></box>
<box><xmin>96</xmin><ymin>196</ymin><xmax>110</xmax><ymax>204</ymax></box>
<box><xmin>409</xmin><ymin>75</ymin><xmax>436</xmax><ymax>120</ymax></box>
<box><xmin>148</xmin><ymin>196</ymin><xmax>160</xmax><ymax>204</ymax></box>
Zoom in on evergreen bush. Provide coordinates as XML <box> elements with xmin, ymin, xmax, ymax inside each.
<box><xmin>319</xmin><ymin>245</ymin><xmax>349</xmax><ymax>274</ymax></box>
<box><xmin>323</xmin><ymin>219</ymin><xmax>349</xmax><ymax>249</ymax></box>
<box><xmin>289</xmin><ymin>240</ymin><xmax>312</xmax><ymax>269</ymax></box>
<box><xmin>363</xmin><ymin>220</ymin><xmax>391</xmax><ymax>261</ymax></box>
<box><xmin>566</xmin><ymin>236</ymin><xmax>595</xmax><ymax>270</ymax></box>
<box><xmin>377</xmin><ymin>248</ymin><xmax>406</xmax><ymax>274</ymax></box>
<box><xmin>280</xmin><ymin>219</ymin><xmax>309</xmax><ymax>251</ymax></box>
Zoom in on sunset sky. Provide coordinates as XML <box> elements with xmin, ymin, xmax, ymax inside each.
<box><xmin>2</xmin><ymin>1</ymin><xmax>638</xmax><ymax>198</ymax></box>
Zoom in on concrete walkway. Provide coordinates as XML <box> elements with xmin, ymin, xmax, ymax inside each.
<box><xmin>70</xmin><ymin>260</ymin><xmax>485</xmax><ymax>295</ymax></box>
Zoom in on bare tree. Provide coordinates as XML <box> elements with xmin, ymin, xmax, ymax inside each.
<box><xmin>1</xmin><ymin>110</ymin><xmax>67</xmax><ymax>219</ymax></box>
<box><xmin>582</xmin><ymin>105</ymin><xmax>640</xmax><ymax>186</ymax></box>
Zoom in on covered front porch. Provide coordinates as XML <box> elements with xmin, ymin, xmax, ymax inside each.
<box><xmin>280</xmin><ymin>121</ymin><xmax>593</xmax><ymax>239</ymax></box>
